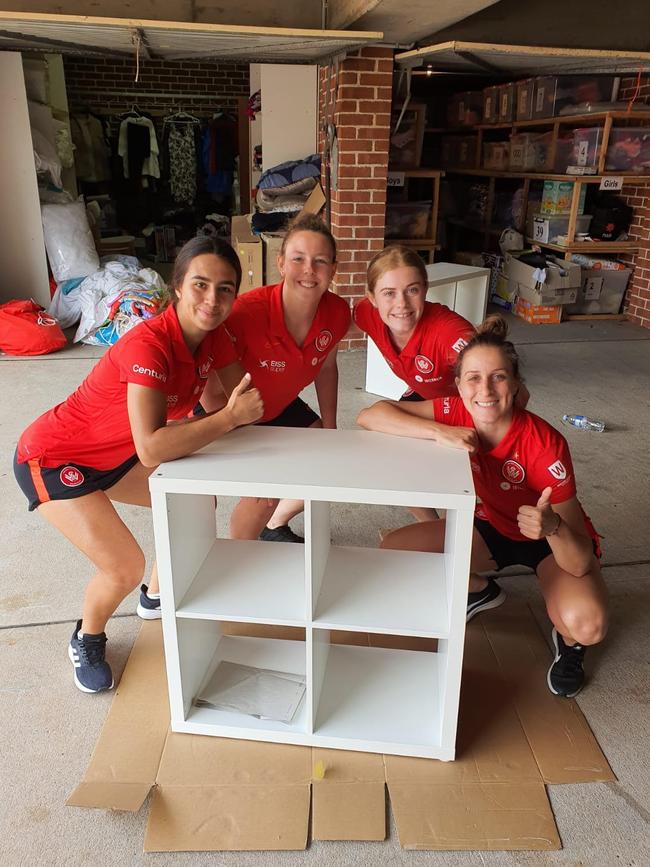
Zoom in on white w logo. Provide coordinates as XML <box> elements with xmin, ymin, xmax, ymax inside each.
<box><xmin>547</xmin><ymin>460</ymin><xmax>567</xmax><ymax>481</ymax></box>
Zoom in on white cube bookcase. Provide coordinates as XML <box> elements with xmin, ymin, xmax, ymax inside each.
<box><xmin>150</xmin><ymin>426</ymin><xmax>475</xmax><ymax>760</ymax></box>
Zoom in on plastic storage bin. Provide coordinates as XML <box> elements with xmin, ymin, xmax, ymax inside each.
<box><xmin>385</xmin><ymin>202</ymin><xmax>432</xmax><ymax>239</ymax></box>
<box><xmin>605</xmin><ymin>128</ymin><xmax>650</xmax><ymax>173</ymax></box>
<box><xmin>483</xmin><ymin>141</ymin><xmax>510</xmax><ymax>170</ymax></box>
<box><xmin>482</xmin><ymin>86</ymin><xmax>499</xmax><ymax>124</ymax></box>
<box><xmin>447</xmin><ymin>91</ymin><xmax>483</xmax><ymax>127</ymax></box>
<box><xmin>564</xmin><ymin>267</ymin><xmax>631</xmax><ymax>315</ymax></box>
<box><xmin>498</xmin><ymin>83</ymin><xmax>516</xmax><ymax>122</ymax></box>
<box><xmin>526</xmin><ymin>213</ymin><xmax>592</xmax><ymax>245</ymax></box>
<box><xmin>533</xmin><ymin>75</ymin><xmax>618</xmax><ymax>119</ymax></box>
<box><xmin>509</xmin><ymin>133</ymin><xmax>538</xmax><ymax>170</ymax></box>
<box><xmin>570</xmin><ymin>127</ymin><xmax>603</xmax><ymax>173</ymax></box>
<box><xmin>516</xmin><ymin>79</ymin><xmax>535</xmax><ymax>120</ymax></box>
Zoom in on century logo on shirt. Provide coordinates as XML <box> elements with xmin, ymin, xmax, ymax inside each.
<box><xmin>451</xmin><ymin>337</ymin><xmax>469</xmax><ymax>353</ymax></box>
<box><xmin>132</xmin><ymin>363</ymin><xmax>167</xmax><ymax>383</ymax></box>
<box><xmin>259</xmin><ymin>359</ymin><xmax>286</xmax><ymax>372</ymax></box>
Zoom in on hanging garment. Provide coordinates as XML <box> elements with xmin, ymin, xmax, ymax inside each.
<box><xmin>168</xmin><ymin>125</ymin><xmax>197</xmax><ymax>205</ymax></box>
<box><xmin>70</xmin><ymin>114</ymin><xmax>111</xmax><ymax>183</ymax></box>
<box><xmin>202</xmin><ymin>129</ymin><xmax>233</xmax><ymax>195</ymax></box>
<box><xmin>118</xmin><ymin>117</ymin><xmax>160</xmax><ymax>180</ymax></box>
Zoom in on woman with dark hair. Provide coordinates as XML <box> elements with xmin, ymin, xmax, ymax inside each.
<box><xmin>13</xmin><ymin>236</ymin><xmax>263</xmax><ymax>693</ymax></box>
<box><xmin>358</xmin><ymin>315</ymin><xmax>607</xmax><ymax>698</ymax></box>
<box><xmin>201</xmin><ymin>213</ymin><xmax>351</xmax><ymax>541</ymax></box>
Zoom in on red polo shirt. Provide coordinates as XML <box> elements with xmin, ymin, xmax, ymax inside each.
<box><xmin>432</xmin><ymin>398</ymin><xmax>579</xmax><ymax>541</ymax></box>
<box><xmin>16</xmin><ymin>304</ymin><xmax>237</xmax><ymax>470</ymax></box>
<box><xmin>354</xmin><ymin>298</ymin><xmax>475</xmax><ymax>398</ymax></box>
<box><xmin>226</xmin><ymin>282</ymin><xmax>351</xmax><ymax>422</ymax></box>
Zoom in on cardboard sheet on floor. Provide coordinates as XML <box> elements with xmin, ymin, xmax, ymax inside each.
<box><xmin>68</xmin><ymin>601</ymin><xmax>614</xmax><ymax>852</ymax></box>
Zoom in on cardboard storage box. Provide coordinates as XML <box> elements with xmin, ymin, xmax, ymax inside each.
<box><xmin>498</xmin><ymin>82</ymin><xmax>516</xmax><ymax>122</ymax></box>
<box><xmin>261</xmin><ymin>233</ymin><xmax>284</xmax><ymax>285</ymax></box>
<box><xmin>564</xmin><ymin>266</ymin><xmax>632</xmax><ymax>315</ymax></box>
<box><xmin>505</xmin><ymin>251</ymin><xmax>580</xmax><ymax>305</ymax></box>
<box><xmin>231</xmin><ymin>215</ymin><xmax>263</xmax><ymax>295</ymax></box>
<box><xmin>514</xmin><ymin>296</ymin><xmax>562</xmax><ymax>324</ymax></box>
<box><xmin>540</xmin><ymin>180</ymin><xmax>587</xmax><ymax>216</ymax></box>
<box><xmin>515</xmin><ymin>78</ymin><xmax>535</xmax><ymax>120</ymax></box>
<box><xmin>482</xmin><ymin>85</ymin><xmax>499</xmax><ymax>124</ymax></box>
<box><xmin>68</xmin><ymin>600</ymin><xmax>613</xmax><ymax>853</ymax></box>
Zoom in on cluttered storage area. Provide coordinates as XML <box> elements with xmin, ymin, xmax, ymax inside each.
<box><xmin>387</xmin><ymin>44</ymin><xmax>650</xmax><ymax>326</ymax></box>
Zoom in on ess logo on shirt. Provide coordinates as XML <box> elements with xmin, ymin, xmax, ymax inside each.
<box><xmin>502</xmin><ymin>459</ymin><xmax>526</xmax><ymax>485</ymax></box>
<box><xmin>60</xmin><ymin>466</ymin><xmax>84</xmax><ymax>487</ymax></box>
<box><xmin>259</xmin><ymin>359</ymin><xmax>286</xmax><ymax>372</ymax></box>
<box><xmin>415</xmin><ymin>355</ymin><xmax>434</xmax><ymax>374</ymax></box>
<box><xmin>451</xmin><ymin>337</ymin><xmax>469</xmax><ymax>353</ymax></box>
<box><xmin>132</xmin><ymin>364</ymin><xmax>167</xmax><ymax>383</ymax></box>
<box><xmin>315</xmin><ymin>330</ymin><xmax>333</xmax><ymax>352</ymax></box>
<box><xmin>547</xmin><ymin>460</ymin><xmax>567</xmax><ymax>480</ymax></box>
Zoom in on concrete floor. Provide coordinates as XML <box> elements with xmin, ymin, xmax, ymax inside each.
<box><xmin>1</xmin><ymin>312</ymin><xmax>650</xmax><ymax>866</ymax></box>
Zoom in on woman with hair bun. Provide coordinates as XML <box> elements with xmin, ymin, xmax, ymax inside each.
<box><xmin>358</xmin><ymin>315</ymin><xmax>607</xmax><ymax>698</ymax></box>
<box><xmin>13</xmin><ymin>236</ymin><xmax>263</xmax><ymax>693</ymax></box>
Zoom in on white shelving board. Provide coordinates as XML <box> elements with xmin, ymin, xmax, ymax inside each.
<box><xmin>150</xmin><ymin>425</ymin><xmax>475</xmax><ymax>759</ymax></box>
<box><xmin>365</xmin><ymin>261</ymin><xmax>490</xmax><ymax>399</ymax></box>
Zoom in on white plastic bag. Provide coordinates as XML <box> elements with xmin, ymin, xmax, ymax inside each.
<box><xmin>41</xmin><ymin>198</ymin><xmax>100</xmax><ymax>282</ymax></box>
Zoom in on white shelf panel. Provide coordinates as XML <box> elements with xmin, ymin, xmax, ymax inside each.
<box><xmin>313</xmin><ymin>546</ymin><xmax>449</xmax><ymax>637</ymax></box>
<box><xmin>314</xmin><ymin>643</ymin><xmax>441</xmax><ymax>750</ymax></box>
<box><xmin>178</xmin><ymin>634</ymin><xmax>308</xmax><ymax>737</ymax></box>
<box><xmin>176</xmin><ymin>539</ymin><xmax>305</xmax><ymax>625</ymax></box>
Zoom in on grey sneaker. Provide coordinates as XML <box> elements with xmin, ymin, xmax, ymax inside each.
<box><xmin>466</xmin><ymin>578</ymin><xmax>506</xmax><ymax>622</ymax></box>
<box><xmin>68</xmin><ymin>619</ymin><xmax>114</xmax><ymax>693</ymax></box>
<box><xmin>136</xmin><ymin>584</ymin><xmax>161</xmax><ymax>620</ymax></box>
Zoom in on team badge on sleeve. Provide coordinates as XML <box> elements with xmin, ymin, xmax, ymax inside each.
<box><xmin>547</xmin><ymin>460</ymin><xmax>567</xmax><ymax>481</ymax></box>
<box><xmin>451</xmin><ymin>337</ymin><xmax>469</xmax><ymax>353</ymax></box>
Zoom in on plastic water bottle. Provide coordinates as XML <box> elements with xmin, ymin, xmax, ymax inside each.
<box><xmin>562</xmin><ymin>414</ymin><xmax>605</xmax><ymax>432</ymax></box>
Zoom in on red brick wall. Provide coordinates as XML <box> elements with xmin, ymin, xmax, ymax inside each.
<box><xmin>63</xmin><ymin>55</ymin><xmax>249</xmax><ymax>120</ymax></box>
<box><xmin>617</xmin><ymin>74</ymin><xmax>650</xmax><ymax>329</ymax></box>
<box><xmin>320</xmin><ymin>47</ymin><xmax>393</xmax><ymax>350</ymax></box>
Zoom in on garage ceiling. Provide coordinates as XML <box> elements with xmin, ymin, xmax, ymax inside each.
<box><xmin>0</xmin><ymin>11</ymin><xmax>383</xmax><ymax>62</ymax></box>
<box><xmin>395</xmin><ymin>40</ymin><xmax>650</xmax><ymax>75</ymax></box>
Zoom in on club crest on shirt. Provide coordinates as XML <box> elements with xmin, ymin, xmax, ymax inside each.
<box><xmin>502</xmin><ymin>459</ymin><xmax>526</xmax><ymax>485</ymax></box>
<box><xmin>197</xmin><ymin>357</ymin><xmax>213</xmax><ymax>379</ymax></box>
<box><xmin>60</xmin><ymin>466</ymin><xmax>84</xmax><ymax>487</ymax></box>
<box><xmin>415</xmin><ymin>354</ymin><xmax>434</xmax><ymax>374</ymax></box>
<box><xmin>547</xmin><ymin>460</ymin><xmax>567</xmax><ymax>480</ymax></box>
<box><xmin>315</xmin><ymin>330</ymin><xmax>333</xmax><ymax>352</ymax></box>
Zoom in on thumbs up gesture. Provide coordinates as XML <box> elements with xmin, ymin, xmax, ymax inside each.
<box><xmin>517</xmin><ymin>486</ymin><xmax>559</xmax><ymax>540</ymax></box>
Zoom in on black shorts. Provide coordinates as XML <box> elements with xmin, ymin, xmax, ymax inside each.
<box><xmin>13</xmin><ymin>450</ymin><xmax>139</xmax><ymax>511</ymax></box>
<box><xmin>474</xmin><ymin>516</ymin><xmax>600</xmax><ymax>573</ymax></box>
<box><xmin>474</xmin><ymin>516</ymin><xmax>554</xmax><ymax>573</ymax></box>
<box><xmin>399</xmin><ymin>391</ymin><xmax>425</xmax><ymax>402</ymax></box>
<box><xmin>258</xmin><ymin>397</ymin><xmax>320</xmax><ymax>428</ymax></box>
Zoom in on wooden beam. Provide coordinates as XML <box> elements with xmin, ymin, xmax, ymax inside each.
<box><xmin>327</xmin><ymin>0</ymin><xmax>384</xmax><ymax>30</ymax></box>
<box><xmin>0</xmin><ymin>28</ymin><xmax>131</xmax><ymax>57</ymax></box>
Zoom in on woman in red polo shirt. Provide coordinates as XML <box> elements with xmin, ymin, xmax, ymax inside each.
<box><xmin>203</xmin><ymin>213</ymin><xmax>351</xmax><ymax>540</ymax></box>
<box><xmin>13</xmin><ymin>236</ymin><xmax>263</xmax><ymax>694</ymax></box>
<box><xmin>358</xmin><ymin>316</ymin><xmax>607</xmax><ymax>698</ymax></box>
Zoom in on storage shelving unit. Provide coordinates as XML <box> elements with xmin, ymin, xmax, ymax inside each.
<box><xmin>150</xmin><ymin>425</ymin><xmax>475</xmax><ymax>760</ymax></box>
<box><xmin>386</xmin><ymin>169</ymin><xmax>443</xmax><ymax>263</ymax></box>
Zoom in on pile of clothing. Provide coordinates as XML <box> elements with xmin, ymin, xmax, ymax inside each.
<box><xmin>255</xmin><ymin>154</ymin><xmax>321</xmax><ymax>220</ymax></box>
<box><xmin>49</xmin><ymin>256</ymin><xmax>169</xmax><ymax>346</ymax></box>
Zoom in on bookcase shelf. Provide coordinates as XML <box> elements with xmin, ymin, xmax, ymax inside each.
<box><xmin>150</xmin><ymin>425</ymin><xmax>475</xmax><ymax>760</ymax></box>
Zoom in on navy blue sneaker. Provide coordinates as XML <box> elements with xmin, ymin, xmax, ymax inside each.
<box><xmin>466</xmin><ymin>578</ymin><xmax>506</xmax><ymax>622</ymax></box>
<box><xmin>259</xmin><ymin>524</ymin><xmax>304</xmax><ymax>543</ymax></box>
<box><xmin>68</xmin><ymin>620</ymin><xmax>113</xmax><ymax>693</ymax></box>
<box><xmin>547</xmin><ymin>627</ymin><xmax>586</xmax><ymax>697</ymax></box>
<box><xmin>136</xmin><ymin>584</ymin><xmax>161</xmax><ymax>620</ymax></box>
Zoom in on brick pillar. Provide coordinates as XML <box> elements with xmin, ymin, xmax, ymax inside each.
<box><xmin>319</xmin><ymin>47</ymin><xmax>393</xmax><ymax>349</ymax></box>
<box><xmin>618</xmin><ymin>76</ymin><xmax>650</xmax><ymax>329</ymax></box>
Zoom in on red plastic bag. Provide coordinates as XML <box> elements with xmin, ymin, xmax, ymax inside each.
<box><xmin>0</xmin><ymin>300</ymin><xmax>67</xmax><ymax>356</ymax></box>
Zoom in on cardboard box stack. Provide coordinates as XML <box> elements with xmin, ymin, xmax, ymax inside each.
<box><xmin>231</xmin><ymin>185</ymin><xmax>326</xmax><ymax>294</ymax></box>
<box><xmin>505</xmin><ymin>251</ymin><xmax>581</xmax><ymax>324</ymax></box>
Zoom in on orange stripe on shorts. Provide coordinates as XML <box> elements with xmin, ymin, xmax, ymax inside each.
<box><xmin>28</xmin><ymin>459</ymin><xmax>51</xmax><ymax>505</ymax></box>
